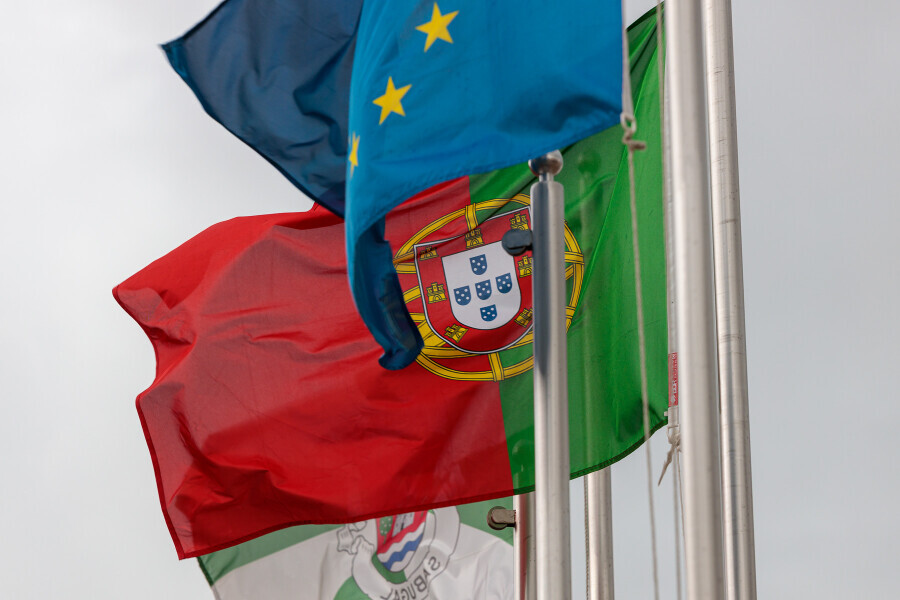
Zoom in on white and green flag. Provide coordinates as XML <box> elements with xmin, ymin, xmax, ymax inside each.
<box><xmin>198</xmin><ymin>498</ymin><xmax>514</xmax><ymax>599</ymax></box>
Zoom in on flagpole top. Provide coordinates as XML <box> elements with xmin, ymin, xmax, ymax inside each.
<box><xmin>529</xmin><ymin>150</ymin><xmax>564</xmax><ymax>179</ymax></box>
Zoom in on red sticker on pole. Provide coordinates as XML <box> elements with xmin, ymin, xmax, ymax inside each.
<box><xmin>669</xmin><ymin>352</ymin><xmax>678</xmax><ymax>407</ymax></box>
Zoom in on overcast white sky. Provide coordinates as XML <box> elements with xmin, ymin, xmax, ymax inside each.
<box><xmin>1</xmin><ymin>0</ymin><xmax>898</xmax><ymax>598</ymax></box>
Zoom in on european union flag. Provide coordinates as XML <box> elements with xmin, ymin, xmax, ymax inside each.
<box><xmin>164</xmin><ymin>0</ymin><xmax>623</xmax><ymax>369</ymax></box>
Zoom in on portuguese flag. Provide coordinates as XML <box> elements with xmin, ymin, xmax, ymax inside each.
<box><xmin>115</xmin><ymin>11</ymin><xmax>665</xmax><ymax>559</ymax></box>
<box><xmin>198</xmin><ymin>498</ymin><xmax>513</xmax><ymax>599</ymax></box>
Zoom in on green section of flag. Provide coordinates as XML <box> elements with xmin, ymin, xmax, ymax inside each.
<box><xmin>333</xmin><ymin>578</ymin><xmax>369</xmax><ymax>600</ymax></box>
<box><xmin>198</xmin><ymin>498</ymin><xmax>513</xmax><ymax>586</ymax></box>
<box><xmin>455</xmin><ymin>497</ymin><xmax>513</xmax><ymax>543</ymax></box>
<box><xmin>198</xmin><ymin>523</ymin><xmax>341</xmax><ymax>585</ymax></box>
<box><xmin>469</xmin><ymin>8</ymin><xmax>667</xmax><ymax>491</ymax></box>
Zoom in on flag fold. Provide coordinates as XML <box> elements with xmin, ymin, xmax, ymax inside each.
<box><xmin>164</xmin><ymin>0</ymin><xmax>624</xmax><ymax>369</ymax></box>
<box><xmin>198</xmin><ymin>498</ymin><xmax>515</xmax><ymax>600</ymax></box>
<box><xmin>120</xmin><ymin>9</ymin><xmax>665</xmax><ymax>559</ymax></box>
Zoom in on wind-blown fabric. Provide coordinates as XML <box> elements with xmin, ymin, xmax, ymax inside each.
<box><xmin>164</xmin><ymin>0</ymin><xmax>624</xmax><ymax>369</ymax></box>
<box><xmin>118</xmin><ymin>9</ymin><xmax>664</xmax><ymax>559</ymax></box>
<box><xmin>198</xmin><ymin>498</ymin><xmax>514</xmax><ymax>600</ymax></box>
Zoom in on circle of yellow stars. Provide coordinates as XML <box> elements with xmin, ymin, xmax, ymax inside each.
<box><xmin>349</xmin><ymin>3</ymin><xmax>459</xmax><ymax>177</ymax></box>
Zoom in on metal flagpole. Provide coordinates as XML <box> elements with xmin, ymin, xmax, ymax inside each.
<box><xmin>661</xmin><ymin>41</ymin><xmax>688</xmax><ymax>600</ymax></box>
<box><xmin>585</xmin><ymin>469</ymin><xmax>614</xmax><ymax>599</ymax></box>
<box><xmin>702</xmin><ymin>0</ymin><xmax>758</xmax><ymax>597</ymax></box>
<box><xmin>665</xmin><ymin>0</ymin><xmax>727</xmax><ymax>598</ymax></box>
<box><xmin>662</xmin><ymin>11</ymin><xmax>681</xmax><ymax>479</ymax></box>
<box><xmin>515</xmin><ymin>493</ymin><xmax>537</xmax><ymax>600</ymax></box>
<box><xmin>487</xmin><ymin>494</ymin><xmax>536</xmax><ymax>600</ymax></box>
<box><xmin>530</xmin><ymin>150</ymin><xmax>571</xmax><ymax>600</ymax></box>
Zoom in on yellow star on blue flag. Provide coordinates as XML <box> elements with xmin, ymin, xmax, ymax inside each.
<box><xmin>348</xmin><ymin>132</ymin><xmax>360</xmax><ymax>176</ymax></box>
<box><xmin>372</xmin><ymin>77</ymin><xmax>412</xmax><ymax>124</ymax></box>
<box><xmin>416</xmin><ymin>3</ymin><xmax>458</xmax><ymax>51</ymax></box>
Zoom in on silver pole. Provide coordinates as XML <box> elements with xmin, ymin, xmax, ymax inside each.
<box><xmin>662</xmin><ymin>30</ymin><xmax>680</xmax><ymax>449</ymax></box>
<box><xmin>585</xmin><ymin>469</ymin><xmax>614</xmax><ymax>599</ymax></box>
<box><xmin>515</xmin><ymin>493</ymin><xmax>537</xmax><ymax>600</ymax></box>
<box><xmin>663</xmin><ymin>33</ymin><xmax>686</xmax><ymax>600</ymax></box>
<box><xmin>665</xmin><ymin>0</ymin><xmax>727</xmax><ymax>598</ymax></box>
<box><xmin>702</xmin><ymin>0</ymin><xmax>758</xmax><ymax>597</ymax></box>
<box><xmin>529</xmin><ymin>151</ymin><xmax>571</xmax><ymax>600</ymax></box>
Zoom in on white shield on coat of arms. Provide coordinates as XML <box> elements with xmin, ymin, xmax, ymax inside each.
<box><xmin>442</xmin><ymin>242</ymin><xmax>521</xmax><ymax>330</ymax></box>
<box><xmin>412</xmin><ymin>206</ymin><xmax>534</xmax><ymax>354</ymax></box>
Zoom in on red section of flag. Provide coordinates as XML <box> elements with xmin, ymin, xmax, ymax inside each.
<box><xmin>114</xmin><ymin>179</ymin><xmax>513</xmax><ymax>558</ymax></box>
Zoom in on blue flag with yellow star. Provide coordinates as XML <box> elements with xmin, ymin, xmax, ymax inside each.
<box><xmin>165</xmin><ymin>0</ymin><xmax>623</xmax><ymax>369</ymax></box>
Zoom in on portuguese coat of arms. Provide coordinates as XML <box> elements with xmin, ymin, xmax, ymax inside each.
<box><xmin>394</xmin><ymin>194</ymin><xmax>583</xmax><ymax>382</ymax></box>
<box><xmin>413</xmin><ymin>207</ymin><xmax>534</xmax><ymax>354</ymax></box>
